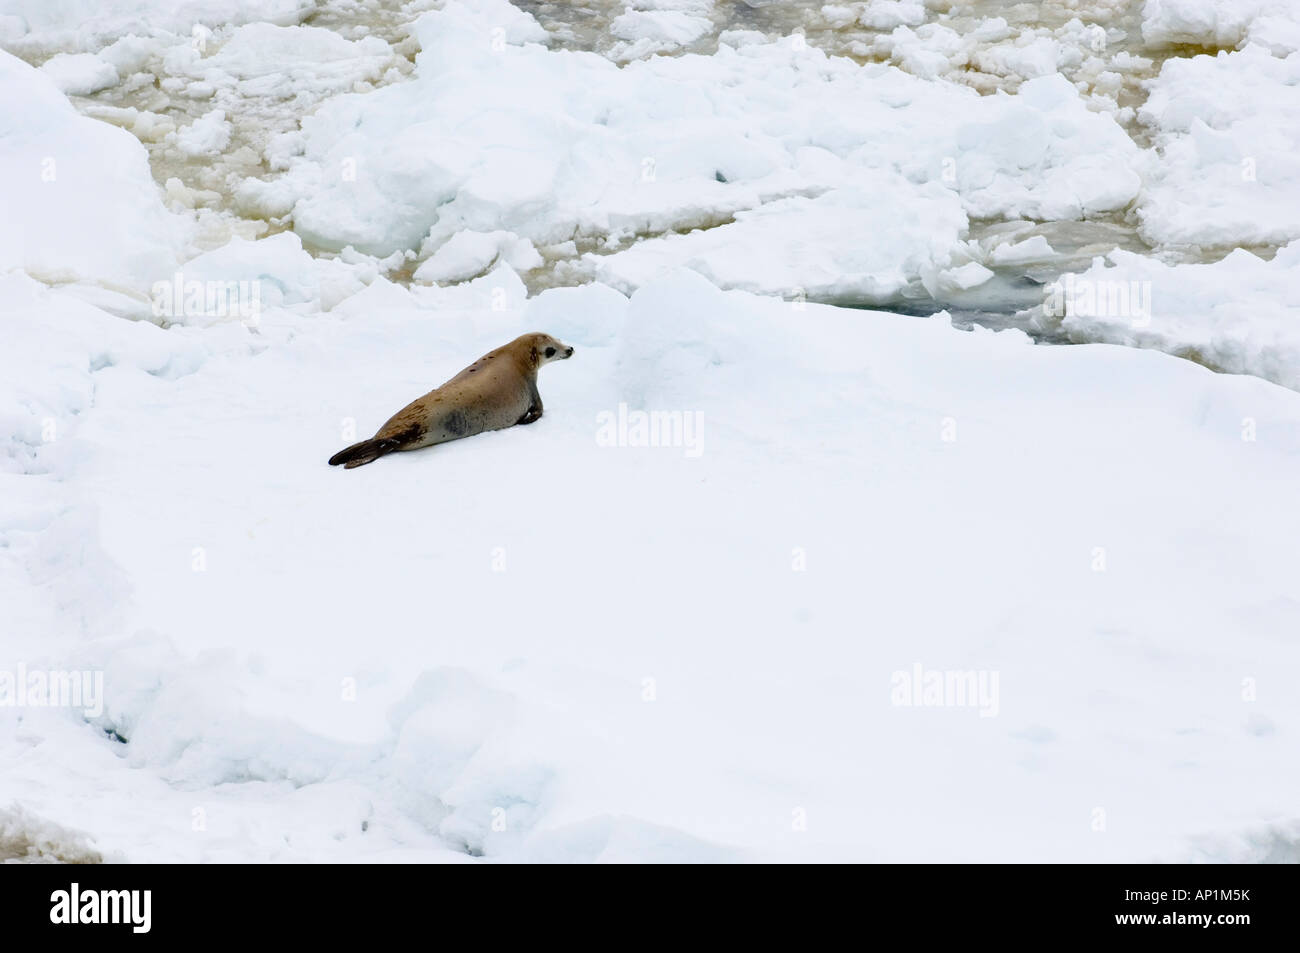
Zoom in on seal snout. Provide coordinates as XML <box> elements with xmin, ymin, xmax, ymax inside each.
<box><xmin>564</xmin><ymin>346</ymin><xmax>574</xmax><ymax>358</ymax></box>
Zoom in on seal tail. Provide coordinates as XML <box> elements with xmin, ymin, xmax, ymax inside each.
<box><xmin>328</xmin><ymin>437</ymin><xmax>402</xmax><ymax>469</ymax></box>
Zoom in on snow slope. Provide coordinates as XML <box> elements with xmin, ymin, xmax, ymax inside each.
<box><xmin>4</xmin><ymin>259</ymin><xmax>1300</xmax><ymax>862</ymax></box>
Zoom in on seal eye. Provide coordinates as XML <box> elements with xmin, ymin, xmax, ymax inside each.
<box><xmin>544</xmin><ymin>346</ymin><xmax>556</xmax><ymax>358</ymax></box>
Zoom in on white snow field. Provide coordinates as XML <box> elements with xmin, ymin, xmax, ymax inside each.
<box><xmin>6</xmin><ymin>264</ymin><xmax>1300</xmax><ymax>863</ymax></box>
<box><xmin>3</xmin><ymin>0</ymin><xmax>1300</xmax><ymax>863</ymax></box>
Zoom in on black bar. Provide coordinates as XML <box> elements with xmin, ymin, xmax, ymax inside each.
<box><xmin>0</xmin><ymin>863</ymin><xmax>1288</xmax><ymax>940</ymax></box>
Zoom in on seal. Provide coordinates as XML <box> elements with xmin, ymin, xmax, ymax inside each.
<box><xmin>328</xmin><ymin>332</ymin><xmax>574</xmax><ymax>469</ymax></box>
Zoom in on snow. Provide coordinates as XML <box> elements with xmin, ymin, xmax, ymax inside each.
<box><xmin>175</xmin><ymin>107</ymin><xmax>232</xmax><ymax>156</ymax></box>
<box><xmin>266</xmin><ymin>3</ymin><xmax>1140</xmax><ymax>306</ymax></box>
<box><xmin>868</xmin><ymin>12</ymin><xmax>1126</xmax><ymax>104</ymax></box>
<box><xmin>989</xmin><ymin>235</ymin><xmax>1057</xmax><ymax>265</ymax></box>
<box><xmin>1140</xmin><ymin>0</ymin><xmax>1300</xmax><ymax>49</ymax></box>
<box><xmin>607</xmin><ymin>0</ymin><xmax>717</xmax><ymax>60</ymax></box>
<box><xmin>4</xmin><ymin>0</ymin><xmax>1300</xmax><ymax>865</ymax></box>
<box><xmin>6</xmin><ymin>263</ymin><xmax>1300</xmax><ymax>861</ymax></box>
<box><xmin>611</xmin><ymin>10</ymin><xmax>713</xmax><ymax>46</ymax></box>
<box><xmin>0</xmin><ymin>50</ymin><xmax>182</xmax><ymax>287</ymax></box>
<box><xmin>0</xmin><ymin>805</ymin><xmax>107</xmax><ymax>863</ymax></box>
<box><xmin>161</xmin><ymin>22</ymin><xmax>394</xmax><ymax>98</ymax></box>
<box><xmin>1248</xmin><ymin>15</ymin><xmax>1300</xmax><ymax>56</ymax></box>
<box><xmin>38</xmin><ymin>51</ymin><xmax>119</xmax><ymax>95</ymax></box>
<box><xmin>586</xmin><ymin>183</ymin><xmax>967</xmax><ymax>304</ymax></box>
<box><xmin>0</xmin><ymin>0</ymin><xmax>313</xmax><ymax>52</ymax></box>
<box><xmin>1047</xmin><ymin>242</ymin><xmax>1300</xmax><ymax>391</ymax></box>
<box><xmin>413</xmin><ymin>230</ymin><xmax>543</xmax><ymax>284</ymax></box>
<box><xmin>857</xmin><ymin>1</ymin><xmax>927</xmax><ymax>31</ymax></box>
<box><xmin>933</xmin><ymin>260</ymin><xmax>994</xmax><ymax>292</ymax></box>
<box><xmin>1136</xmin><ymin>44</ymin><xmax>1300</xmax><ymax>249</ymax></box>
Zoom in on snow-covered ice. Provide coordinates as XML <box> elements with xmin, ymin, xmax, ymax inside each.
<box><xmin>0</xmin><ymin>50</ymin><xmax>183</xmax><ymax>287</ymax></box>
<box><xmin>1045</xmin><ymin>241</ymin><xmax>1300</xmax><ymax>391</ymax></box>
<box><xmin>1137</xmin><ymin>43</ymin><xmax>1300</xmax><ymax>249</ymax></box>
<box><xmin>261</xmin><ymin>2</ymin><xmax>1141</xmax><ymax>309</ymax></box>
<box><xmin>175</xmin><ymin>108</ymin><xmax>232</xmax><ymax>157</ymax></box>
<box><xmin>1140</xmin><ymin>0</ymin><xmax>1300</xmax><ymax>49</ymax></box>
<box><xmin>3</xmin><ymin>0</ymin><xmax>1300</xmax><ymax>864</ymax></box>
<box><xmin>6</xmin><ymin>262</ymin><xmax>1300</xmax><ymax>861</ymax></box>
<box><xmin>0</xmin><ymin>0</ymin><xmax>313</xmax><ymax>53</ymax></box>
<box><xmin>37</xmin><ymin>51</ymin><xmax>120</xmax><ymax>95</ymax></box>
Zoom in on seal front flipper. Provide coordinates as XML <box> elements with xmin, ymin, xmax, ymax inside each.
<box><xmin>517</xmin><ymin>400</ymin><xmax>543</xmax><ymax>425</ymax></box>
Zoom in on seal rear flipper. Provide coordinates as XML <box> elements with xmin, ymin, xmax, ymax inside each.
<box><xmin>328</xmin><ymin>437</ymin><xmax>402</xmax><ymax>468</ymax></box>
<box><xmin>329</xmin><ymin>423</ymin><xmax>423</xmax><ymax>468</ymax></box>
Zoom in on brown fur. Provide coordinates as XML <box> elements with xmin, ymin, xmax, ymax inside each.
<box><xmin>328</xmin><ymin>332</ymin><xmax>573</xmax><ymax>468</ymax></box>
